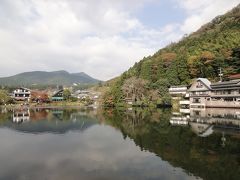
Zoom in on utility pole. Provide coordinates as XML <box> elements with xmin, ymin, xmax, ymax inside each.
<box><xmin>219</xmin><ymin>68</ymin><xmax>223</xmax><ymax>82</ymax></box>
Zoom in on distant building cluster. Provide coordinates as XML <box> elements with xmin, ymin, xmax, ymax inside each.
<box><xmin>73</xmin><ymin>90</ymin><xmax>100</xmax><ymax>100</ymax></box>
<box><xmin>9</xmin><ymin>87</ymin><xmax>100</xmax><ymax>105</ymax></box>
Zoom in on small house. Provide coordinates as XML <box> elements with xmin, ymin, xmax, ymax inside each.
<box><xmin>51</xmin><ymin>89</ymin><xmax>64</xmax><ymax>101</ymax></box>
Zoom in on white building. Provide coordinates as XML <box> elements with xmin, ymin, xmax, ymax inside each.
<box><xmin>188</xmin><ymin>78</ymin><xmax>212</xmax><ymax>108</ymax></box>
<box><xmin>13</xmin><ymin>88</ymin><xmax>31</xmax><ymax>101</ymax></box>
<box><xmin>188</xmin><ymin>78</ymin><xmax>240</xmax><ymax>108</ymax></box>
<box><xmin>169</xmin><ymin>85</ymin><xmax>188</xmax><ymax>99</ymax></box>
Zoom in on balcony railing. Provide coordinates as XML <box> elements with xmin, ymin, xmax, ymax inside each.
<box><xmin>180</xmin><ymin>100</ymin><xmax>190</xmax><ymax>105</ymax></box>
<box><xmin>190</xmin><ymin>94</ymin><xmax>209</xmax><ymax>97</ymax></box>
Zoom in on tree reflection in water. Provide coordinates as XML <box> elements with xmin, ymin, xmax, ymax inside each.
<box><xmin>103</xmin><ymin>108</ymin><xmax>240</xmax><ymax>180</ymax></box>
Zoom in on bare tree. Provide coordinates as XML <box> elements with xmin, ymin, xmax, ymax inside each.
<box><xmin>122</xmin><ymin>77</ymin><xmax>148</xmax><ymax>102</ymax></box>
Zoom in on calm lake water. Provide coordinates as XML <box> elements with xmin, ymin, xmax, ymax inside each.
<box><xmin>0</xmin><ymin>107</ymin><xmax>239</xmax><ymax>180</ymax></box>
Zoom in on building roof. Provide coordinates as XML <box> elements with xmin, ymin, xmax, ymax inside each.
<box><xmin>31</xmin><ymin>90</ymin><xmax>49</xmax><ymax>99</ymax></box>
<box><xmin>188</xmin><ymin>78</ymin><xmax>212</xmax><ymax>92</ymax></box>
<box><xmin>14</xmin><ymin>87</ymin><xmax>31</xmax><ymax>91</ymax></box>
<box><xmin>197</xmin><ymin>78</ymin><xmax>211</xmax><ymax>89</ymax></box>
<box><xmin>229</xmin><ymin>74</ymin><xmax>240</xmax><ymax>80</ymax></box>
<box><xmin>75</xmin><ymin>90</ymin><xmax>90</xmax><ymax>94</ymax></box>
<box><xmin>211</xmin><ymin>80</ymin><xmax>240</xmax><ymax>90</ymax></box>
<box><xmin>169</xmin><ymin>85</ymin><xmax>188</xmax><ymax>88</ymax></box>
<box><xmin>52</xmin><ymin>89</ymin><xmax>64</xmax><ymax>97</ymax></box>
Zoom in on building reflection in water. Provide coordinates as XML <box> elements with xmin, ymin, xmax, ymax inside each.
<box><xmin>12</xmin><ymin>108</ymin><xmax>73</xmax><ymax>123</ymax></box>
<box><xmin>12</xmin><ymin>108</ymin><xmax>50</xmax><ymax>123</ymax></box>
<box><xmin>7</xmin><ymin>108</ymin><xmax>99</xmax><ymax>134</ymax></box>
<box><xmin>13</xmin><ymin>109</ymin><xmax>30</xmax><ymax>123</ymax></box>
<box><xmin>171</xmin><ymin>108</ymin><xmax>240</xmax><ymax>138</ymax></box>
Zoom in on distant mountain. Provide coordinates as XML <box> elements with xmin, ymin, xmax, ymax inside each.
<box><xmin>0</xmin><ymin>70</ymin><xmax>100</xmax><ymax>86</ymax></box>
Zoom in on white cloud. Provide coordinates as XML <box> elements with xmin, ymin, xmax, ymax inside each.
<box><xmin>0</xmin><ymin>0</ymin><xmax>150</xmax><ymax>80</ymax></box>
<box><xmin>0</xmin><ymin>0</ymin><xmax>239</xmax><ymax>80</ymax></box>
<box><xmin>177</xmin><ymin>0</ymin><xmax>240</xmax><ymax>33</ymax></box>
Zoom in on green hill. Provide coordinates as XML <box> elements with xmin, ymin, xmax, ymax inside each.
<box><xmin>0</xmin><ymin>70</ymin><xmax>100</xmax><ymax>86</ymax></box>
<box><xmin>104</xmin><ymin>4</ymin><xmax>240</xmax><ymax>106</ymax></box>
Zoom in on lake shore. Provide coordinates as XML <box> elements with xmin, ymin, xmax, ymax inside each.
<box><xmin>0</xmin><ymin>102</ymin><xmax>95</xmax><ymax>110</ymax></box>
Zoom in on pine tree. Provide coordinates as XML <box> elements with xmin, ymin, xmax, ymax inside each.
<box><xmin>176</xmin><ymin>54</ymin><xmax>190</xmax><ymax>84</ymax></box>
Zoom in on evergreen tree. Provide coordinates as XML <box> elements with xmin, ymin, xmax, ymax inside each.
<box><xmin>166</xmin><ymin>61</ymin><xmax>180</xmax><ymax>85</ymax></box>
<box><xmin>139</xmin><ymin>60</ymin><xmax>152</xmax><ymax>80</ymax></box>
<box><xmin>156</xmin><ymin>58</ymin><xmax>166</xmax><ymax>80</ymax></box>
<box><xmin>176</xmin><ymin>54</ymin><xmax>190</xmax><ymax>84</ymax></box>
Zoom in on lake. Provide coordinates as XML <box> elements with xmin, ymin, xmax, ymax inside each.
<box><xmin>0</xmin><ymin>107</ymin><xmax>239</xmax><ymax>180</ymax></box>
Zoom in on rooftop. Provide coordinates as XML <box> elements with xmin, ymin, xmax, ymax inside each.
<box><xmin>197</xmin><ymin>78</ymin><xmax>211</xmax><ymax>89</ymax></box>
<box><xmin>211</xmin><ymin>79</ymin><xmax>240</xmax><ymax>89</ymax></box>
<box><xmin>169</xmin><ymin>85</ymin><xmax>188</xmax><ymax>88</ymax></box>
<box><xmin>229</xmin><ymin>74</ymin><xmax>240</xmax><ymax>80</ymax></box>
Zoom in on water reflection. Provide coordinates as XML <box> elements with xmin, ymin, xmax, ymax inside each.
<box><xmin>0</xmin><ymin>107</ymin><xmax>239</xmax><ymax>180</ymax></box>
<box><xmin>103</xmin><ymin>108</ymin><xmax>240</xmax><ymax>180</ymax></box>
<box><xmin>2</xmin><ymin>108</ymin><xmax>98</xmax><ymax>134</ymax></box>
<box><xmin>171</xmin><ymin>108</ymin><xmax>240</xmax><ymax>137</ymax></box>
<box><xmin>13</xmin><ymin>109</ymin><xmax>30</xmax><ymax>123</ymax></box>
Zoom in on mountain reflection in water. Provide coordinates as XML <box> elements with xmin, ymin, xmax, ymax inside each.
<box><xmin>0</xmin><ymin>107</ymin><xmax>239</xmax><ymax>180</ymax></box>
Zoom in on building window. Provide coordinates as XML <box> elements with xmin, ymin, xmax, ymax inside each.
<box><xmin>196</xmin><ymin>82</ymin><xmax>203</xmax><ymax>88</ymax></box>
<box><xmin>194</xmin><ymin>111</ymin><xmax>200</xmax><ymax>116</ymax></box>
<box><xmin>193</xmin><ymin>98</ymin><xmax>200</xmax><ymax>103</ymax></box>
<box><xmin>224</xmin><ymin>97</ymin><xmax>234</xmax><ymax>102</ymax></box>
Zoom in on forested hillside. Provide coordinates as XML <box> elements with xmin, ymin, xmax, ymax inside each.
<box><xmin>104</xmin><ymin>4</ymin><xmax>240</xmax><ymax>106</ymax></box>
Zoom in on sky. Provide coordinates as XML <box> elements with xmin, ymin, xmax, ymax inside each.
<box><xmin>0</xmin><ymin>0</ymin><xmax>239</xmax><ymax>80</ymax></box>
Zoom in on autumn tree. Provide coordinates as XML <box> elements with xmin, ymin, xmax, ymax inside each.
<box><xmin>122</xmin><ymin>77</ymin><xmax>148</xmax><ymax>102</ymax></box>
<box><xmin>161</xmin><ymin>52</ymin><xmax>176</xmax><ymax>67</ymax></box>
<box><xmin>188</xmin><ymin>55</ymin><xmax>199</xmax><ymax>77</ymax></box>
